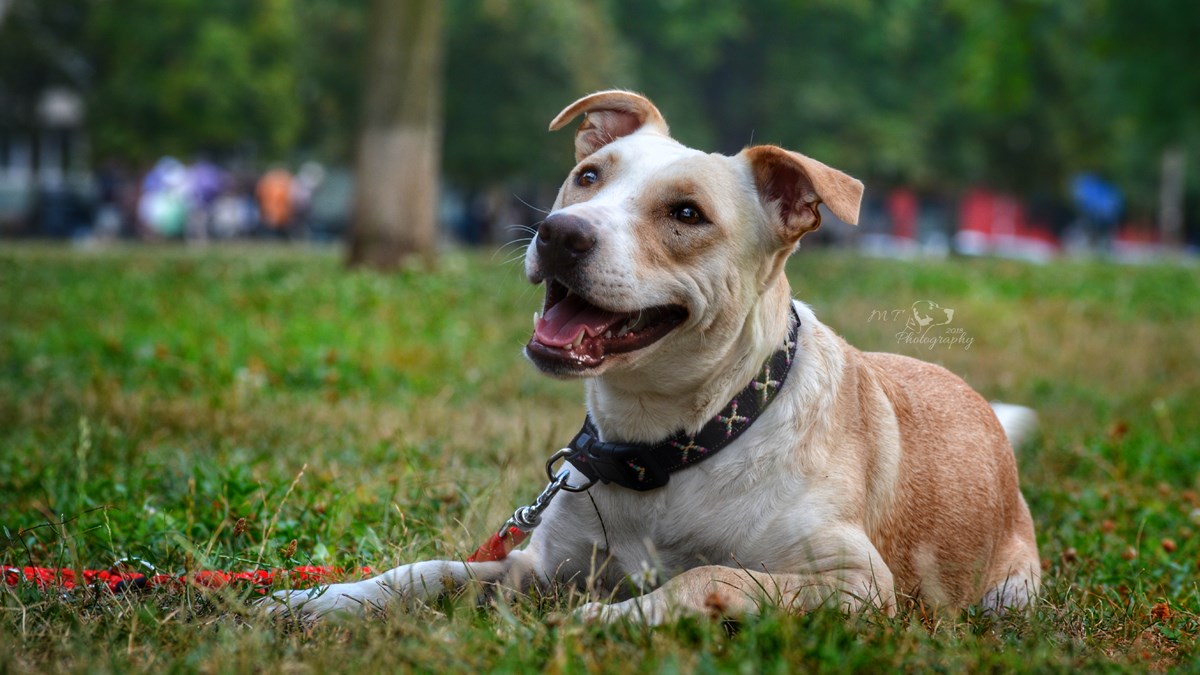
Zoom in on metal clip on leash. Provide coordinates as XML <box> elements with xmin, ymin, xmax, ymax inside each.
<box><xmin>502</xmin><ymin>448</ymin><xmax>597</xmax><ymax>535</ymax></box>
<box><xmin>467</xmin><ymin>448</ymin><xmax>596</xmax><ymax>563</ymax></box>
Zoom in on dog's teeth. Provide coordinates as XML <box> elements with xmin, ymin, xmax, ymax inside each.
<box><xmin>533</xmin><ymin>311</ymin><xmax>540</xmax><ymax>327</ymax></box>
<box><xmin>604</xmin><ymin>330</ymin><xmax>613</xmax><ymax>339</ymax></box>
<box><xmin>571</xmin><ymin>332</ymin><xmax>584</xmax><ymax>349</ymax></box>
<box><xmin>616</xmin><ymin>325</ymin><xmax>629</xmax><ymax>338</ymax></box>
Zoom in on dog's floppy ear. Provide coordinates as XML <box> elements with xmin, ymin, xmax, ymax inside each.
<box><xmin>743</xmin><ymin>145</ymin><xmax>864</xmax><ymax>243</ymax></box>
<box><xmin>549</xmin><ymin>90</ymin><xmax>670</xmax><ymax>162</ymax></box>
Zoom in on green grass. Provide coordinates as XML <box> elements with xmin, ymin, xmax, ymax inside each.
<box><xmin>2</xmin><ymin>244</ymin><xmax>1199</xmax><ymax>672</ymax></box>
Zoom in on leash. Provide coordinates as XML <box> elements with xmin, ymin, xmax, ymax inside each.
<box><xmin>2</xmin><ymin>562</ymin><xmax>372</xmax><ymax>594</ymax></box>
<box><xmin>469</xmin><ymin>306</ymin><xmax>800</xmax><ymax>562</ymax></box>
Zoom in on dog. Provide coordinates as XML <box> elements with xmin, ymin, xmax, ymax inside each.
<box><xmin>270</xmin><ymin>91</ymin><xmax>1040</xmax><ymax>623</ymax></box>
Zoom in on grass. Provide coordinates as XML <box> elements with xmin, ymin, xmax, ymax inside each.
<box><xmin>1</xmin><ymin>243</ymin><xmax>1199</xmax><ymax>672</ymax></box>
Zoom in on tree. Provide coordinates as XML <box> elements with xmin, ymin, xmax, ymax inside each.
<box><xmin>1095</xmin><ymin>0</ymin><xmax>1200</xmax><ymax>242</ymax></box>
<box><xmin>84</xmin><ymin>0</ymin><xmax>301</xmax><ymax>163</ymax></box>
<box><xmin>346</xmin><ymin>0</ymin><xmax>443</xmax><ymax>270</ymax></box>
<box><xmin>0</xmin><ymin>1</ymin><xmax>89</xmax><ymax>144</ymax></box>
<box><xmin>442</xmin><ymin>0</ymin><xmax>627</xmax><ymax>187</ymax></box>
<box><xmin>292</xmin><ymin>0</ymin><xmax>366</xmax><ymax>163</ymax></box>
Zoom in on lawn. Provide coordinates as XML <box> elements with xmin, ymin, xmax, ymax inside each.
<box><xmin>2</xmin><ymin>244</ymin><xmax>1198</xmax><ymax>672</ymax></box>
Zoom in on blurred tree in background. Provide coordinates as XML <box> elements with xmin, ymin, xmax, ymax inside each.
<box><xmin>1</xmin><ymin>0</ymin><xmax>1197</xmax><ymax>256</ymax></box>
<box><xmin>346</xmin><ymin>0</ymin><xmax>442</xmax><ymax>269</ymax></box>
<box><xmin>93</xmin><ymin>0</ymin><xmax>299</xmax><ymax>162</ymax></box>
<box><xmin>443</xmin><ymin>0</ymin><xmax>629</xmax><ymax>188</ymax></box>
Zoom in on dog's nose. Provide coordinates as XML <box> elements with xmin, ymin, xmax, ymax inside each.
<box><xmin>536</xmin><ymin>213</ymin><xmax>597</xmax><ymax>272</ymax></box>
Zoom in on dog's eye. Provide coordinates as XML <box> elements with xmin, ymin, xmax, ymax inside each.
<box><xmin>671</xmin><ymin>204</ymin><xmax>705</xmax><ymax>225</ymax></box>
<box><xmin>576</xmin><ymin>169</ymin><xmax>599</xmax><ymax>187</ymax></box>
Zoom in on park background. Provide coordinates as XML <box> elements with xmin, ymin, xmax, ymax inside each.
<box><xmin>3</xmin><ymin>1</ymin><xmax>1200</xmax><ymax>672</ymax></box>
<box><xmin>1</xmin><ymin>0</ymin><xmax>1198</xmax><ymax>260</ymax></box>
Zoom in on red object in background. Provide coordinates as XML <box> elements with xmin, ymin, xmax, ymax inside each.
<box><xmin>960</xmin><ymin>189</ymin><xmax>995</xmax><ymax>237</ymax></box>
<box><xmin>957</xmin><ymin>188</ymin><xmax>1060</xmax><ymax>256</ymax></box>
<box><xmin>2</xmin><ymin>565</ymin><xmax>372</xmax><ymax>594</ymax></box>
<box><xmin>886</xmin><ymin>188</ymin><xmax>919</xmax><ymax>240</ymax></box>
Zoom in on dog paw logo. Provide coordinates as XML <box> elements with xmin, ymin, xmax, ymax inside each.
<box><xmin>870</xmin><ymin>300</ymin><xmax>974</xmax><ymax>351</ymax></box>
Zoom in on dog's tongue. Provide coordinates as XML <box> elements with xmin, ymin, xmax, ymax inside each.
<box><xmin>535</xmin><ymin>292</ymin><xmax>627</xmax><ymax>347</ymax></box>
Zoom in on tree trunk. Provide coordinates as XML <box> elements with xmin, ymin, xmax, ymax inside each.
<box><xmin>346</xmin><ymin>0</ymin><xmax>443</xmax><ymax>270</ymax></box>
<box><xmin>1159</xmin><ymin>146</ymin><xmax>1185</xmax><ymax>249</ymax></box>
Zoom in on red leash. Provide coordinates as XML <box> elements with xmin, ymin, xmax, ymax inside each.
<box><xmin>466</xmin><ymin>526</ymin><xmax>528</xmax><ymax>563</ymax></box>
<box><xmin>3</xmin><ymin>565</ymin><xmax>372</xmax><ymax>594</ymax></box>
<box><xmin>7</xmin><ymin>451</ymin><xmax>589</xmax><ymax>588</ymax></box>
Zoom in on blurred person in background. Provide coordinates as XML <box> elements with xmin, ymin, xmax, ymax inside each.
<box><xmin>289</xmin><ymin>161</ymin><xmax>325</xmax><ymax>238</ymax></box>
<box><xmin>138</xmin><ymin>157</ymin><xmax>189</xmax><ymax>239</ymax></box>
<box><xmin>256</xmin><ymin>167</ymin><xmax>294</xmax><ymax>238</ymax></box>
<box><xmin>210</xmin><ymin>178</ymin><xmax>256</xmax><ymax>240</ymax></box>
<box><xmin>183</xmin><ymin>159</ymin><xmax>224</xmax><ymax>242</ymax></box>
<box><xmin>92</xmin><ymin>160</ymin><xmax>129</xmax><ymax>240</ymax></box>
<box><xmin>1071</xmin><ymin>173</ymin><xmax>1124</xmax><ymax>253</ymax></box>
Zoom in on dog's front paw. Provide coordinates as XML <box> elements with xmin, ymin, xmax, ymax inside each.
<box><xmin>574</xmin><ymin>598</ymin><xmax>669</xmax><ymax>626</ymax></box>
<box><xmin>260</xmin><ymin>582</ymin><xmax>385</xmax><ymax>619</ymax></box>
<box><xmin>574</xmin><ymin>601</ymin><xmax>611</xmax><ymax>623</ymax></box>
<box><xmin>259</xmin><ymin>587</ymin><xmax>320</xmax><ymax>618</ymax></box>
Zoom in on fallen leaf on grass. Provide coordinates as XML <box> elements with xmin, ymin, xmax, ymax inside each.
<box><xmin>1151</xmin><ymin>603</ymin><xmax>1172</xmax><ymax>621</ymax></box>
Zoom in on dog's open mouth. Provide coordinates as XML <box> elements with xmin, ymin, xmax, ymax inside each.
<box><xmin>527</xmin><ymin>279</ymin><xmax>687</xmax><ymax>370</ymax></box>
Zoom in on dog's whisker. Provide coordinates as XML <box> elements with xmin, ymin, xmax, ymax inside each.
<box><xmin>490</xmin><ymin>239</ymin><xmax>535</xmax><ymax>265</ymax></box>
<box><xmin>491</xmin><ymin>238</ymin><xmax>533</xmax><ymax>258</ymax></box>
<box><xmin>504</xmin><ymin>223</ymin><xmax>540</xmax><ymax>236</ymax></box>
<box><xmin>501</xmin><ymin>251</ymin><xmax>530</xmax><ymax>266</ymax></box>
<box><xmin>499</xmin><ymin>220</ymin><xmax>537</xmax><ymax>236</ymax></box>
<box><xmin>512</xmin><ymin>196</ymin><xmax>550</xmax><ymax>215</ymax></box>
<box><xmin>501</xmin><ymin>252</ymin><xmax>528</xmax><ymax>267</ymax></box>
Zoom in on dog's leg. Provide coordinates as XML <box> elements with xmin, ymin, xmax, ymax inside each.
<box><xmin>265</xmin><ymin>549</ymin><xmax>543</xmax><ymax>617</ymax></box>
<box><xmin>577</xmin><ymin>559</ymin><xmax>897</xmax><ymax>626</ymax></box>
<box><xmin>981</xmin><ymin>529</ymin><xmax>1041</xmax><ymax>615</ymax></box>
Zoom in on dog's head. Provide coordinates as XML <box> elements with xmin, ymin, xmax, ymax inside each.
<box><xmin>525</xmin><ymin>91</ymin><xmax>863</xmax><ymax>379</ymax></box>
<box><xmin>907</xmin><ymin>301</ymin><xmax>955</xmax><ymax>333</ymax></box>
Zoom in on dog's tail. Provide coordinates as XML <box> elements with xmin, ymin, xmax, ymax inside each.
<box><xmin>990</xmin><ymin>402</ymin><xmax>1039</xmax><ymax>451</ymax></box>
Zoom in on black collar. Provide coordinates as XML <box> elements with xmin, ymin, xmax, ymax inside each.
<box><xmin>565</xmin><ymin>306</ymin><xmax>800</xmax><ymax>491</ymax></box>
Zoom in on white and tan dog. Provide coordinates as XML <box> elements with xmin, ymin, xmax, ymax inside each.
<box><xmin>272</xmin><ymin>91</ymin><xmax>1040</xmax><ymax>623</ymax></box>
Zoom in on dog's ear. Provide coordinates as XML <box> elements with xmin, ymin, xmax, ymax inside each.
<box><xmin>549</xmin><ymin>90</ymin><xmax>670</xmax><ymax>162</ymax></box>
<box><xmin>743</xmin><ymin>145</ymin><xmax>864</xmax><ymax>243</ymax></box>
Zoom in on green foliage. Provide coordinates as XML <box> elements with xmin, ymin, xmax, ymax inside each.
<box><xmin>443</xmin><ymin>0</ymin><xmax>631</xmax><ymax>186</ymax></box>
<box><xmin>0</xmin><ymin>1</ymin><xmax>90</xmax><ymax>128</ymax></box>
<box><xmin>291</xmin><ymin>0</ymin><xmax>368</xmax><ymax>162</ymax></box>
<box><xmin>3</xmin><ymin>0</ymin><xmax>1197</xmax><ymax>210</ymax></box>
<box><xmin>82</xmin><ymin>0</ymin><xmax>301</xmax><ymax>163</ymax></box>
<box><xmin>2</xmin><ymin>245</ymin><xmax>1199</xmax><ymax>670</ymax></box>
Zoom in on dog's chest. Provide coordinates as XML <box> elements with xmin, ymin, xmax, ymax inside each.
<box><xmin>539</xmin><ymin>424</ymin><xmax>818</xmax><ymax>588</ymax></box>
